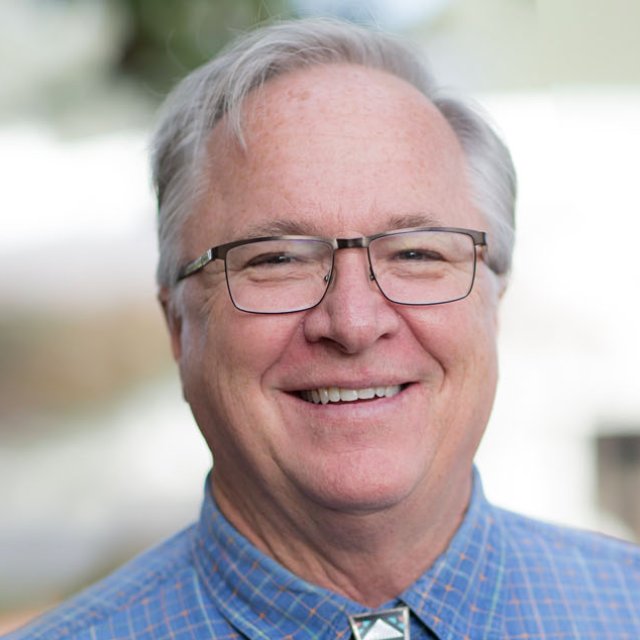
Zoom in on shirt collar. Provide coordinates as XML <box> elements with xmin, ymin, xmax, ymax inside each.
<box><xmin>192</xmin><ymin>478</ymin><xmax>362</xmax><ymax>639</ymax></box>
<box><xmin>192</xmin><ymin>469</ymin><xmax>506</xmax><ymax>639</ymax></box>
<box><xmin>399</xmin><ymin>469</ymin><xmax>507</xmax><ymax>638</ymax></box>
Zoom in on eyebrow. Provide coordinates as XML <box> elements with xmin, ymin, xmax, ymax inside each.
<box><xmin>242</xmin><ymin>219</ymin><xmax>322</xmax><ymax>238</ymax></box>
<box><xmin>241</xmin><ymin>212</ymin><xmax>443</xmax><ymax>240</ymax></box>
<box><xmin>386</xmin><ymin>212</ymin><xmax>443</xmax><ymax>229</ymax></box>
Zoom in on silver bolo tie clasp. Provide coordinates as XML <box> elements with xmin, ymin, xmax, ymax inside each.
<box><xmin>348</xmin><ymin>606</ymin><xmax>410</xmax><ymax>639</ymax></box>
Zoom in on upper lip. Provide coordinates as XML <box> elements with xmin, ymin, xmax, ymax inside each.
<box><xmin>283</xmin><ymin>380</ymin><xmax>412</xmax><ymax>392</ymax></box>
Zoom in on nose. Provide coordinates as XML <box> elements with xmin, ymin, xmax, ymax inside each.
<box><xmin>302</xmin><ymin>249</ymin><xmax>401</xmax><ymax>354</ymax></box>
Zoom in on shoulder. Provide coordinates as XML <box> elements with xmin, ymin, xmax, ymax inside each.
<box><xmin>491</xmin><ymin>505</ymin><xmax>640</xmax><ymax>624</ymax></box>
<box><xmin>494</xmin><ymin>504</ymin><xmax>640</xmax><ymax>570</ymax></box>
<box><xmin>3</xmin><ymin>525</ymin><xmax>226</xmax><ymax>640</ymax></box>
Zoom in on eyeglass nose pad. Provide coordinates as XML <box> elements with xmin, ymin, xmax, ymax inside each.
<box><xmin>369</xmin><ymin>267</ymin><xmax>375</xmax><ymax>281</ymax></box>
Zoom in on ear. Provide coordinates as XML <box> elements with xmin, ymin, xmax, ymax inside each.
<box><xmin>158</xmin><ymin>286</ymin><xmax>183</xmax><ymax>361</ymax></box>
<box><xmin>496</xmin><ymin>274</ymin><xmax>509</xmax><ymax>301</ymax></box>
<box><xmin>491</xmin><ymin>273</ymin><xmax>509</xmax><ymax>333</ymax></box>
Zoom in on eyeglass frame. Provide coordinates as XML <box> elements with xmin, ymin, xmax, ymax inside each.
<box><xmin>176</xmin><ymin>226</ymin><xmax>488</xmax><ymax>314</ymax></box>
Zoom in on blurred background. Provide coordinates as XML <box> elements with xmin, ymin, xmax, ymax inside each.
<box><xmin>1</xmin><ymin>0</ymin><xmax>639</xmax><ymax>632</ymax></box>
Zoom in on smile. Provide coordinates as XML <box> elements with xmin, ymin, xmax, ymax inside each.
<box><xmin>299</xmin><ymin>385</ymin><xmax>403</xmax><ymax>405</ymax></box>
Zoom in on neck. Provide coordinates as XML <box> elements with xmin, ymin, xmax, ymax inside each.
<box><xmin>212</xmin><ymin>467</ymin><xmax>472</xmax><ymax>607</ymax></box>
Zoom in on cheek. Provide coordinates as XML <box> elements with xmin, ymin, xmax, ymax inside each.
<box><xmin>426</xmin><ymin>273</ymin><xmax>499</xmax><ymax>364</ymax></box>
<box><xmin>219</xmin><ymin>314</ymin><xmax>303</xmax><ymax>379</ymax></box>
<box><xmin>179</xmin><ymin>304</ymin><xmax>304</xmax><ymax>466</ymax></box>
<box><xmin>401</xmin><ymin>305</ymin><xmax>479</xmax><ymax>365</ymax></box>
<box><xmin>402</xmin><ymin>295</ymin><xmax>499</xmax><ymax>402</ymax></box>
<box><xmin>183</xmin><ymin>304</ymin><xmax>302</xmax><ymax>408</ymax></box>
<box><xmin>404</xmin><ymin>301</ymin><xmax>499</xmax><ymax>471</ymax></box>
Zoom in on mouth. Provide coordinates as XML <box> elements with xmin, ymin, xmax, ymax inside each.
<box><xmin>296</xmin><ymin>384</ymin><xmax>408</xmax><ymax>405</ymax></box>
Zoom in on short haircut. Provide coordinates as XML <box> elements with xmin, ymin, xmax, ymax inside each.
<box><xmin>151</xmin><ymin>18</ymin><xmax>516</xmax><ymax>287</ymax></box>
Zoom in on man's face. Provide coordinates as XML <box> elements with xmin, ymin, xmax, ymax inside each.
<box><xmin>166</xmin><ymin>64</ymin><xmax>502</xmax><ymax>519</ymax></box>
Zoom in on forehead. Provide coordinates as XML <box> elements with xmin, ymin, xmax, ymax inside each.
<box><xmin>192</xmin><ymin>64</ymin><xmax>479</xmax><ymax>246</ymax></box>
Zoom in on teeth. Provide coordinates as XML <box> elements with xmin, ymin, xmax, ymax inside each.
<box><xmin>328</xmin><ymin>387</ymin><xmax>341</xmax><ymax>402</ymax></box>
<box><xmin>339</xmin><ymin>389</ymin><xmax>358</xmax><ymax>402</ymax></box>
<box><xmin>302</xmin><ymin>385</ymin><xmax>402</xmax><ymax>404</ymax></box>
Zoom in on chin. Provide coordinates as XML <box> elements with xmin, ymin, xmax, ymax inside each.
<box><xmin>292</xmin><ymin>452</ymin><xmax>425</xmax><ymax>514</ymax></box>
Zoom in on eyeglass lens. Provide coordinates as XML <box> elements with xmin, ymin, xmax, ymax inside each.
<box><xmin>224</xmin><ymin>231</ymin><xmax>477</xmax><ymax>313</ymax></box>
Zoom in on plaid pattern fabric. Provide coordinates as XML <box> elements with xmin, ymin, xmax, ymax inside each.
<box><xmin>6</xmin><ymin>470</ymin><xmax>640</xmax><ymax>639</ymax></box>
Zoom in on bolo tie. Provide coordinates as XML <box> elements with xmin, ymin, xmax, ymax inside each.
<box><xmin>348</xmin><ymin>606</ymin><xmax>410</xmax><ymax>639</ymax></box>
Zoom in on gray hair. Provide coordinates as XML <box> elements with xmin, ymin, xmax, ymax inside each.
<box><xmin>151</xmin><ymin>18</ymin><xmax>516</xmax><ymax>287</ymax></box>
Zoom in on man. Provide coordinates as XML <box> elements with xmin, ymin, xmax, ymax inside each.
<box><xmin>8</xmin><ymin>18</ymin><xmax>639</xmax><ymax>640</ymax></box>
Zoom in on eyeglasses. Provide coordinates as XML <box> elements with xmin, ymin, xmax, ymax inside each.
<box><xmin>177</xmin><ymin>226</ymin><xmax>487</xmax><ymax>314</ymax></box>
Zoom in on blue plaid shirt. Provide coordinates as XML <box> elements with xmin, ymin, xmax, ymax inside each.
<box><xmin>6</xmin><ymin>471</ymin><xmax>640</xmax><ymax>639</ymax></box>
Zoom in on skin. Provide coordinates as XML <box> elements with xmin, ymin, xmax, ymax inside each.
<box><xmin>161</xmin><ymin>64</ymin><xmax>503</xmax><ymax>606</ymax></box>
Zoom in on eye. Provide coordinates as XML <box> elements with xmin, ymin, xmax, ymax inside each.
<box><xmin>395</xmin><ymin>248</ymin><xmax>445</xmax><ymax>261</ymax></box>
<box><xmin>245</xmin><ymin>252</ymin><xmax>298</xmax><ymax>268</ymax></box>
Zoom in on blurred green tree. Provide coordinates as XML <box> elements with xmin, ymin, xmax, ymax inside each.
<box><xmin>112</xmin><ymin>0</ymin><xmax>295</xmax><ymax>94</ymax></box>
